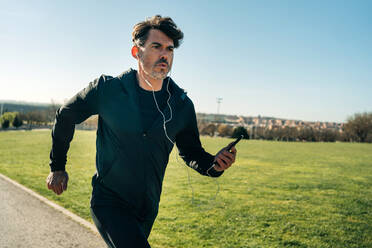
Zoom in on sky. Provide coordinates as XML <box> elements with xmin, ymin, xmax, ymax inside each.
<box><xmin>1</xmin><ymin>0</ymin><xmax>371</xmax><ymax>123</ymax></box>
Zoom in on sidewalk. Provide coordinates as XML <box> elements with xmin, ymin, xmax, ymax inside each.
<box><xmin>0</xmin><ymin>174</ymin><xmax>106</xmax><ymax>248</ymax></box>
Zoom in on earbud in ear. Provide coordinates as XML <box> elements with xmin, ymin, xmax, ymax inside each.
<box><xmin>132</xmin><ymin>46</ymin><xmax>140</xmax><ymax>59</ymax></box>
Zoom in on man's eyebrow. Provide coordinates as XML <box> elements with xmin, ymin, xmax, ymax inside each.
<box><xmin>150</xmin><ymin>42</ymin><xmax>174</xmax><ymax>48</ymax></box>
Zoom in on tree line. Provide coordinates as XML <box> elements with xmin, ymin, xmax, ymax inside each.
<box><xmin>0</xmin><ymin>104</ymin><xmax>59</xmax><ymax>129</ymax></box>
<box><xmin>1</xmin><ymin>109</ymin><xmax>371</xmax><ymax>143</ymax></box>
<box><xmin>197</xmin><ymin>112</ymin><xmax>372</xmax><ymax>143</ymax></box>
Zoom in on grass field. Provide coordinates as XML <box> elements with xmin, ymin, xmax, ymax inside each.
<box><xmin>0</xmin><ymin>130</ymin><xmax>371</xmax><ymax>248</ymax></box>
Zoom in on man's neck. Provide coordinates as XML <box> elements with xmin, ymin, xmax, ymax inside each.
<box><xmin>137</xmin><ymin>70</ymin><xmax>163</xmax><ymax>91</ymax></box>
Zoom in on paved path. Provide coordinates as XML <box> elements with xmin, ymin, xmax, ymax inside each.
<box><xmin>0</xmin><ymin>174</ymin><xmax>106</xmax><ymax>248</ymax></box>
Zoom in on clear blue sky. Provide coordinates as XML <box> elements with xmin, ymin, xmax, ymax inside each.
<box><xmin>1</xmin><ymin>0</ymin><xmax>371</xmax><ymax>123</ymax></box>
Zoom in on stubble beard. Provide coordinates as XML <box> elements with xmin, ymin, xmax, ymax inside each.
<box><xmin>150</xmin><ymin>67</ymin><xmax>169</xmax><ymax>80</ymax></box>
<box><xmin>139</xmin><ymin>56</ymin><xmax>171</xmax><ymax>80</ymax></box>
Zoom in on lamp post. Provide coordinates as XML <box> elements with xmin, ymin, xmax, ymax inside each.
<box><xmin>216</xmin><ymin>97</ymin><xmax>222</xmax><ymax>122</ymax></box>
<box><xmin>216</xmin><ymin>97</ymin><xmax>222</xmax><ymax>114</ymax></box>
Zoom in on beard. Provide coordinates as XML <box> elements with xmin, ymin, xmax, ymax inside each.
<box><xmin>150</xmin><ymin>67</ymin><xmax>169</xmax><ymax>80</ymax></box>
<box><xmin>139</xmin><ymin>55</ymin><xmax>171</xmax><ymax>80</ymax></box>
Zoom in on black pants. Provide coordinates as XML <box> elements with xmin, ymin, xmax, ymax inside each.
<box><xmin>90</xmin><ymin>205</ymin><xmax>151</xmax><ymax>248</ymax></box>
<box><xmin>90</xmin><ymin>175</ymin><xmax>154</xmax><ymax>248</ymax></box>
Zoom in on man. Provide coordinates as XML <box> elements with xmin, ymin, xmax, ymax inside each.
<box><xmin>46</xmin><ymin>15</ymin><xmax>237</xmax><ymax>248</ymax></box>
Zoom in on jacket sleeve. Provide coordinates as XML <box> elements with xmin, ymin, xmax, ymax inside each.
<box><xmin>49</xmin><ymin>75</ymin><xmax>103</xmax><ymax>172</ymax></box>
<box><xmin>175</xmin><ymin>102</ymin><xmax>224</xmax><ymax>177</ymax></box>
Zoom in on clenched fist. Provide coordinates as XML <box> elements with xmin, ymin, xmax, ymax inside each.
<box><xmin>46</xmin><ymin>171</ymin><xmax>69</xmax><ymax>195</ymax></box>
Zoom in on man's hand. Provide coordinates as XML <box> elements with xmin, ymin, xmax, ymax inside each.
<box><xmin>213</xmin><ymin>142</ymin><xmax>237</xmax><ymax>172</ymax></box>
<box><xmin>46</xmin><ymin>171</ymin><xmax>69</xmax><ymax>195</ymax></box>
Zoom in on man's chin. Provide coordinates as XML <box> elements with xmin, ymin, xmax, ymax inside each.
<box><xmin>151</xmin><ymin>70</ymin><xmax>169</xmax><ymax>80</ymax></box>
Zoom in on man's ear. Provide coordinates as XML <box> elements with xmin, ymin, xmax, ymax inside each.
<box><xmin>131</xmin><ymin>46</ymin><xmax>139</xmax><ymax>59</ymax></box>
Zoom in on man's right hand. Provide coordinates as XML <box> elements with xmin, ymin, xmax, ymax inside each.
<box><xmin>46</xmin><ymin>171</ymin><xmax>69</xmax><ymax>195</ymax></box>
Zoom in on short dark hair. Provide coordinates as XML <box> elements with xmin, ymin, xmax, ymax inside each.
<box><xmin>132</xmin><ymin>15</ymin><xmax>184</xmax><ymax>48</ymax></box>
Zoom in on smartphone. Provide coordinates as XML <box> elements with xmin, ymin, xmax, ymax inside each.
<box><xmin>212</xmin><ymin>135</ymin><xmax>243</xmax><ymax>169</ymax></box>
<box><xmin>226</xmin><ymin>135</ymin><xmax>243</xmax><ymax>151</ymax></box>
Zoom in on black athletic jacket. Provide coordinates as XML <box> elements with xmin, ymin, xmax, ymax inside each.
<box><xmin>49</xmin><ymin>69</ymin><xmax>223</xmax><ymax>220</ymax></box>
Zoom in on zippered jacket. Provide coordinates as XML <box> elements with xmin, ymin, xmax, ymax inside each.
<box><xmin>49</xmin><ymin>68</ymin><xmax>223</xmax><ymax>219</ymax></box>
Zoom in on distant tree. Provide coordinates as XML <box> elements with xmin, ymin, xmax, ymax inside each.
<box><xmin>344</xmin><ymin>112</ymin><xmax>372</xmax><ymax>142</ymax></box>
<box><xmin>1</xmin><ymin>119</ymin><xmax>10</xmax><ymax>129</ymax></box>
<box><xmin>18</xmin><ymin>112</ymin><xmax>27</xmax><ymax>123</ymax></box>
<box><xmin>265</xmin><ymin>127</ymin><xmax>298</xmax><ymax>141</ymax></box>
<box><xmin>289</xmin><ymin>127</ymin><xmax>298</xmax><ymax>141</ymax></box>
<box><xmin>314</xmin><ymin>129</ymin><xmax>323</xmax><ymax>142</ymax></box>
<box><xmin>335</xmin><ymin>131</ymin><xmax>348</xmax><ymax>142</ymax></box>
<box><xmin>298</xmin><ymin>127</ymin><xmax>316</xmax><ymax>142</ymax></box>
<box><xmin>217</xmin><ymin>124</ymin><xmax>234</xmax><ymax>137</ymax></box>
<box><xmin>255</xmin><ymin>127</ymin><xmax>265</xmax><ymax>140</ymax></box>
<box><xmin>232</xmin><ymin>126</ymin><xmax>249</xmax><ymax>139</ymax></box>
<box><xmin>201</xmin><ymin>123</ymin><xmax>217</xmax><ymax>136</ymax></box>
<box><xmin>264</xmin><ymin>127</ymin><xmax>279</xmax><ymax>141</ymax></box>
<box><xmin>366</xmin><ymin>132</ymin><xmax>372</xmax><ymax>143</ymax></box>
<box><xmin>0</xmin><ymin>112</ymin><xmax>17</xmax><ymax>126</ymax></box>
<box><xmin>320</xmin><ymin>129</ymin><xmax>337</xmax><ymax>142</ymax></box>
<box><xmin>12</xmin><ymin>114</ymin><xmax>23</xmax><ymax>128</ymax></box>
<box><xmin>26</xmin><ymin>110</ymin><xmax>47</xmax><ymax>125</ymax></box>
<box><xmin>250</xmin><ymin>126</ymin><xmax>264</xmax><ymax>139</ymax></box>
<box><xmin>263</xmin><ymin>129</ymin><xmax>274</xmax><ymax>140</ymax></box>
<box><xmin>311</xmin><ymin>128</ymin><xmax>320</xmax><ymax>142</ymax></box>
<box><xmin>197</xmin><ymin>120</ymin><xmax>208</xmax><ymax>133</ymax></box>
<box><xmin>274</xmin><ymin>127</ymin><xmax>285</xmax><ymax>141</ymax></box>
<box><xmin>297</xmin><ymin>128</ymin><xmax>306</xmax><ymax>141</ymax></box>
<box><xmin>282</xmin><ymin>127</ymin><xmax>299</xmax><ymax>141</ymax></box>
<box><xmin>46</xmin><ymin>99</ymin><xmax>61</xmax><ymax>123</ymax></box>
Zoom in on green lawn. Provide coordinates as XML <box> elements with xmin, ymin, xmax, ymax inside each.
<box><xmin>0</xmin><ymin>130</ymin><xmax>371</xmax><ymax>248</ymax></box>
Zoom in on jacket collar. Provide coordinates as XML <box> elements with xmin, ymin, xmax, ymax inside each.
<box><xmin>117</xmin><ymin>68</ymin><xmax>187</xmax><ymax>102</ymax></box>
<box><xmin>117</xmin><ymin>68</ymin><xmax>188</xmax><ymax>132</ymax></box>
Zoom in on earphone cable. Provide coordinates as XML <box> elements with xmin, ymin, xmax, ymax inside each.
<box><xmin>138</xmin><ymin>69</ymin><xmax>220</xmax><ymax>210</ymax></box>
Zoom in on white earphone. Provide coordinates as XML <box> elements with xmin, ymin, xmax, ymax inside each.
<box><xmin>138</xmin><ymin>61</ymin><xmax>174</xmax><ymax>145</ymax></box>
<box><xmin>137</xmin><ymin>52</ymin><xmax>220</xmax><ymax>208</ymax></box>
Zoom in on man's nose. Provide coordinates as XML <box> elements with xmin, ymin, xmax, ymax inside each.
<box><xmin>160</xmin><ymin>49</ymin><xmax>171</xmax><ymax>61</ymax></box>
<box><xmin>160</xmin><ymin>52</ymin><xmax>168</xmax><ymax>61</ymax></box>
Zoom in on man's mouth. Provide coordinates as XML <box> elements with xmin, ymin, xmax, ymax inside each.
<box><xmin>156</xmin><ymin>63</ymin><xmax>168</xmax><ymax>69</ymax></box>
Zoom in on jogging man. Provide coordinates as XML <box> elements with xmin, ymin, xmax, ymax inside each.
<box><xmin>46</xmin><ymin>15</ymin><xmax>237</xmax><ymax>247</ymax></box>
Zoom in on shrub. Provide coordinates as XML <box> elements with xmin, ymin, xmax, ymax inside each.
<box><xmin>217</xmin><ymin>124</ymin><xmax>234</xmax><ymax>137</ymax></box>
<box><xmin>12</xmin><ymin>115</ymin><xmax>23</xmax><ymax>128</ymax></box>
<box><xmin>1</xmin><ymin>119</ymin><xmax>10</xmax><ymax>129</ymax></box>
<box><xmin>232</xmin><ymin>126</ymin><xmax>249</xmax><ymax>139</ymax></box>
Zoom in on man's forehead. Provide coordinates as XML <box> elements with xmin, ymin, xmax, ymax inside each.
<box><xmin>146</xmin><ymin>29</ymin><xmax>174</xmax><ymax>47</ymax></box>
